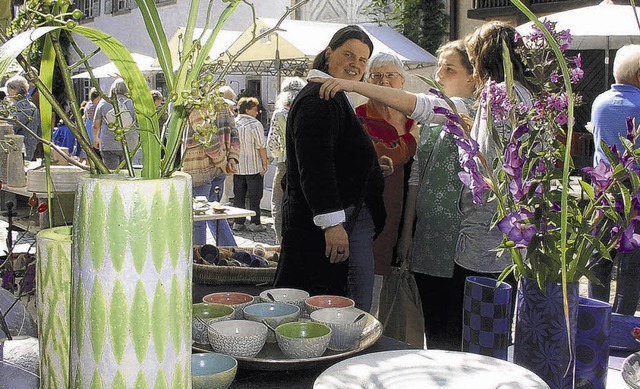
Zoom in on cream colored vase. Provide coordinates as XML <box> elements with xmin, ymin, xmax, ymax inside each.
<box><xmin>70</xmin><ymin>173</ymin><xmax>193</xmax><ymax>388</ymax></box>
<box><xmin>36</xmin><ymin>226</ymin><xmax>72</xmax><ymax>389</ymax></box>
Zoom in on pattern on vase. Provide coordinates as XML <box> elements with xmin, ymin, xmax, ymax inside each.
<box><xmin>70</xmin><ymin>174</ymin><xmax>193</xmax><ymax>388</ymax></box>
<box><xmin>462</xmin><ymin>276</ymin><xmax>512</xmax><ymax>360</ymax></box>
<box><xmin>36</xmin><ymin>226</ymin><xmax>72</xmax><ymax>389</ymax></box>
<box><xmin>514</xmin><ymin>278</ymin><xmax>579</xmax><ymax>389</ymax></box>
<box><xmin>576</xmin><ymin>297</ymin><xmax>611</xmax><ymax>389</ymax></box>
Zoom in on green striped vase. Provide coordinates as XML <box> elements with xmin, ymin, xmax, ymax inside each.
<box><xmin>70</xmin><ymin>173</ymin><xmax>193</xmax><ymax>388</ymax></box>
<box><xmin>36</xmin><ymin>226</ymin><xmax>73</xmax><ymax>389</ymax></box>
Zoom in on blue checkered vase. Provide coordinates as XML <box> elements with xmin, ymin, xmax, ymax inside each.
<box><xmin>462</xmin><ymin>276</ymin><xmax>512</xmax><ymax>360</ymax></box>
<box><xmin>575</xmin><ymin>297</ymin><xmax>611</xmax><ymax>389</ymax></box>
<box><xmin>514</xmin><ymin>277</ymin><xmax>579</xmax><ymax>389</ymax></box>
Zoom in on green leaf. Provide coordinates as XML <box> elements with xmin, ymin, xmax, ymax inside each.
<box><xmin>134</xmin><ymin>0</ymin><xmax>173</xmax><ymax>86</ymax></box>
<box><xmin>578</xmin><ymin>180</ymin><xmax>595</xmax><ymax>201</ymax></box>
<box><xmin>71</xmin><ymin>26</ymin><xmax>160</xmax><ymax>178</ymax></box>
<box><xmin>0</xmin><ymin>27</ymin><xmax>61</xmax><ymax>76</ymax></box>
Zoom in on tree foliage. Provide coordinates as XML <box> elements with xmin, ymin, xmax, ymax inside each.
<box><xmin>364</xmin><ymin>0</ymin><xmax>448</xmax><ymax>55</ymax></box>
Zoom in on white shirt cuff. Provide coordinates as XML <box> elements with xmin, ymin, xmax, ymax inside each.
<box><xmin>314</xmin><ymin>210</ymin><xmax>346</xmax><ymax>229</ymax></box>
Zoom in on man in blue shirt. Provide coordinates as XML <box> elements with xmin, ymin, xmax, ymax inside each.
<box><xmin>590</xmin><ymin>44</ymin><xmax>640</xmax><ymax>314</ymax></box>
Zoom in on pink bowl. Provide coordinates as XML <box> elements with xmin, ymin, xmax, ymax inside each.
<box><xmin>203</xmin><ymin>292</ymin><xmax>255</xmax><ymax>319</ymax></box>
<box><xmin>305</xmin><ymin>295</ymin><xmax>355</xmax><ymax>314</ymax></box>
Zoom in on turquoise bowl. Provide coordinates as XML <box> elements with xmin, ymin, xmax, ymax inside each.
<box><xmin>243</xmin><ymin>302</ymin><xmax>300</xmax><ymax>342</ymax></box>
<box><xmin>192</xmin><ymin>353</ymin><xmax>237</xmax><ymax>389</ymax></box>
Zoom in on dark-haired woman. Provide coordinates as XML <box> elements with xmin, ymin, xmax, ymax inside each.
<box><xmin>274</xmin><ymin>25</ymin><xmax>386</xmax><ymax>312</ymax></box>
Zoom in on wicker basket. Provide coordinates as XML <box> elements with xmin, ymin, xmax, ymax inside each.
<box><xmin>192</xmin><ymin>245</ymin><xmax>279</xmax><ymax>286</ymax></box>
<box><xmin>611</xmin><ymin>313</ymin><xmax>640</xmax><ymax>351</ymax></box>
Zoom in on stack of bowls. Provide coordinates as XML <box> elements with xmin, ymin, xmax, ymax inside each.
<box><xmin>203</xmin><ymin>292</ymin><xmax>255</xmax><ymax>319</ymax></box>
<box><xmin>192</xmin><ymin>353</ymin><xmax>237</xmax><ymax>389</ymax></box>
<box><xmin>274</xmin><ymin>321</ymin><xmax>332</xmax><ymax>358</ymax></box>
<box><xmin>207</xmin><ymin>320</ymin><xmax>268</xmax><ymax>358</ymax></box>
<box><xmin>310</xmin><ymin>308</ymin><xmax>367</xmax><ymax>351</ymax></box>
<box><xmin>192</xmin><ymin>303</ymin><xmax>235</xmax><ymax>345</ymax></box>
<box><xmin>243</xmin><ymin>302</ymin><xmax>300</xmax><ymax>342</ymax></box>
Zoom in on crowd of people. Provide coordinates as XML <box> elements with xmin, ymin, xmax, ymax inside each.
<box><xmin>3</xmin><ymin>19</ymin><xmax>639</xmax><ymax>350</ymax></box>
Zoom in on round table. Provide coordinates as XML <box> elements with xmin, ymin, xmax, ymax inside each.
<box><xmin>314</xmin><ymin>349</ymin><xmax>550</xmax><ymax>389</ymax></box>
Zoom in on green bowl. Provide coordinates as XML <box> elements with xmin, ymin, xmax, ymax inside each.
<box><xmin>192</xmin><ymin>303</ymin><xmax>234</xmax><ymax>344</ymax></box>
<box><xmin>275</xmin><ymin>321</ymin><xmax>332</xmax><ymax>358</ymax></box>
<box><xmin>192</xmin><ymin>352</ymin><xmax>237</xmax><ymax>389</ymax></box>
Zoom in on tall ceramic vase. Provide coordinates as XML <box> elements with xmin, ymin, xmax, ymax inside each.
<box><xmin>36</xmin><ymin>226</ymin><xmax>73</xmax><ymax>389</ymax></box>
<box><xmin>514</xmin><ymin>277</ymin><xmax>579</xmax><ymax>389</ymax></box>
<box><xmin>70</xmin><ymin>173</ymin><xmax>193</xmax><ymax>388</ymax></box>
<box><xmin>575</xmin><ymin>297</ymin><xmax>611</xmax><ymax>389</ymax></box>
<box><xmin>462</xmin><ymin>276</ymin><xmax>512</xmax><ymax>360</ymax></box>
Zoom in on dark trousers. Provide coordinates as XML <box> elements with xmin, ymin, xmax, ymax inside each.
<box><xmin>414</xmin><ymin>273</ymin><xmax>460</xmax><ymax>351</ymax></box>
<box><xmin>233</xmin><ymin>173</ymin><xmax>263</xmax><ymax>225</ymax></box>
<box><xmin>589</xmin><ymin>249</ymin><xmax>640</xmax><ymax>315</ymax></box>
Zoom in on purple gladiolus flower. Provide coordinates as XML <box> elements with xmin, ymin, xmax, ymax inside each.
<box><xmin>433</xmin><ymin>106</ymin><xmax>460</xmax><ymax>123</ymax></box>
<box><xmin>570</xmin><ymin>67</ymin><xmax>584</xmax><ymax>84</ymax></box>
<box><xmin>550</xmin><ymin>72</ymin><xmax>560</xmax><ymax>83</ymax></box>
<box><xmin>572</xmin><ymin>54</ymin><xmax>582</xmax><ymax>68</ymax></box>
<box><xmin>627</xmin><ymin>116</ymin><xmax>636</xmax><ymax>142</ymax></box>
<box><xmin>498</xmin><ymin>209</ymin><xmax>537</xmax><ymax>248</ymax></box>
<box><xmin>503</xmin><ymin>141</ymin><xmax>525</xmax><ymax>176</ymax></box>
<box><xmin>616</xmin><ymin>220</ymin><xmax>640</xmax><ymax>253</ymax></box>
<box><xmin>429</xmin><ymin>88</ymin><xmax>447</xmax><ymax>100</ymax></box>
<box><xmin>512</xmin><ymin>123</ymin><xmax>529</xmax><ymax>140</ymax></box>
<box><xmin>459</xmin><ymin>169</ymin><xmax>489</xmax><ymax>205</ymax></box>
<box><xmin>555</xmin><ymin>114</ymin><xmax>568</xmax><ymax>125</ymax></box>
<box><xmin>547</xmin><ymin>93</ymin><xmax>568</xmax><ymax>111</ymax></box>
<box><xmin>551</xmin><ymin>202</ymin><xmax>561</xmax><ymax>212</ymax></box>
<box><xmin>582</xmin><ymin>161</ymin><xmax>613</xmax><ymax>194</ymax></box>
<box><xmin>510</xmin><ymin>178</ymin><xmax>525</xmax><ymax>201</ymax></box>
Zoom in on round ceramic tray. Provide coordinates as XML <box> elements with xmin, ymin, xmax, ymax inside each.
<box><xmin>622</xmin><ymin>351</ymin><xmax>640</xmax><ymax>389</ymax></box>
<box><xmin>192</xmin><ymin>309</ymin><xmax>383</xmax><ymax>371</ymax></box>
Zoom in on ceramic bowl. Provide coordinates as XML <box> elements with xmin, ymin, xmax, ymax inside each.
<box><xmin>310</xmin><ymin>308</ymin><xmax>367</xmax><ymax>351</ymax></box>
<box><xmin>305</xmin><ymin>295</ymin><xmax>355</xmax><ymax>315</ymax></box>
<box><xmin>275</xmin><ymin>321</ymin><xmax>332</xmax><ymax>359</ymax></box>
<box><xmin>259</xmin><ymin>288</ymin><xmax>310</xmax><ymax>312</ymax></box>
<box><xmin>192</xmin><ymin>303</ymin><xmax>235</xmax><ymax>344</ymax></box>
<box><xmin>243</xmin><ymin>302</ymin><xmax>300</xmax><ymax>343</ymax></box>
<box><xmin>192</xmin><ymin>352</ymin><xmax>237</xmax><ymax>389</ymax></box>
<box><xmin>622</xmin><ymin>351</ymin><xmax>640</xmax><ymax>388</ymax></box>
<box><xmin>207</xmin><ymin>320</ymin><xmax>268</xmax><ymax>358</ymax></box>
<box><xmin>203</xmin><ymin>292</ymin><xmax>255</xmax><ymax>319</ymax></box>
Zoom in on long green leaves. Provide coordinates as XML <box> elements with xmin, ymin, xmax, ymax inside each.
<box><xmin>72</xmin><ymin>26</ymin><xmax>160</xmax><ymax>178</ymax></box>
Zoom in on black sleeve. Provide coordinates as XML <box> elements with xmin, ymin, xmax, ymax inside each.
<box><xmin>291</xmin><ymin>94</ymin><xmax>344</xmax><ymax>218</ymax></box>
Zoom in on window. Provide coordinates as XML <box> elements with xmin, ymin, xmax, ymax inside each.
<box><xmin>112</xmin><ymin>0</ymin><xmax>130</xmax><ymax>14</ymax></box>
<box><xmin>154</xmin><ymin>0</ymin><xmax>175</xmax><ymax>5</ymax></box>
<box><xmin>76</xmin><ymin>0</ymin><xmax>99</xmax><ymax>19</ymax></box>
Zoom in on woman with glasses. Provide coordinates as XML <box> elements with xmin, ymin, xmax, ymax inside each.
<box><xmin>274</xmin><ymin>26</ymin><xmax>386</xmax><ymax>312</ymax></box>
<box><xmin>355</xmin><ymin>53</ymin><xmax>418</xmax><ymax>315</ymax></box>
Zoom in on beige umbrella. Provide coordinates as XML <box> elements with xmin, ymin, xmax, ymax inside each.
<box><xmin>71</xmin><ymin>53</ymin><xmax>160</xmax><ymax>79</ymax></box>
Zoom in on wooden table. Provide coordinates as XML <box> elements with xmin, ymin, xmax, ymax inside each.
<box><xmin>193</xmin><ymin>203</ymin><xmax>255</xmax><ymax>222</ymax></box>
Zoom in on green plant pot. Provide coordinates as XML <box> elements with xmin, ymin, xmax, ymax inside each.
<box><xmin>70</xmin><ymin>173</ymin><xmax>193</xmax><ymax>388</ymax></box>
<box><xmin>36</xmin><ymin>226</ymin><xmax>72</xmax><ymax>389</ymax></box>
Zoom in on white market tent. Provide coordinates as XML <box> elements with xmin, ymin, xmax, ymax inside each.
<box><xmin>71</xmin><ymin>53</ymin><xmax>161</xmax><ymax>79</ymax></box>
<box><xmin>167</xmin><ymin>18</ymin><xmax>437</xmax><ymax>77</ymax></box>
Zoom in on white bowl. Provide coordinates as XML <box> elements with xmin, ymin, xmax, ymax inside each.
<box><xmin>310</xmin><ymin>308</ymin><xmax>367</xmax><ymax>351</ymax></box>
<box><xmin>259</xmin><ymin>288</ymin><xmax>309</xmax><ymax>312</ymax></box>
<box><xmin>207</xmin><ymin>320</ymin><xmax>268</xmax><ymax>358</ymax></box>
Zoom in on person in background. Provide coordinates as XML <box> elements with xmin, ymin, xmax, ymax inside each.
<box><xmin>92</xmin><ymin>78</ymin><xmax>138</xmax><ymax>170</ymax></box>
<box><xmin>150</xmin><ymin>89</ymin><xmax>168</xmax><ymax>132</ymax></box>
<box><xmin>588</xmin><ymin>44</ymin><xmax>640</xmax><ymax>314</ymax></box>
<box><xmin>309</xmin><ymin>21</ymin><xmax>531</xmax><ymax>328</ymax></box>
<box><xmin>5</xmin><ymin>75</ymin><xmax>41</xmax><ymax>160</ymax></box>
<box><xmin>232</xmin><ymin>96</ymin><xmax>268</xmax><ymax>232</ymax></box>
<box><xmin>184</xmin><ymin>91</ymin><xmax>240</xmax><ymax>246</ymax></box>
<box><xmin>82</xmin><ymin>88</ymin><xmax>101</xmax><ymax>160</ymax></box>
<box><xmin>267</xmin><ymin>77</ymin><xmax>307</xmax><ymax>244</ymax></box>
<box><xmin>356</xmin><ymin>52</ymin><xmax>418</xmax><ymax>315</ymax></box>
<box><xmin>397</xmin><ymin>40</ymin><xmax>476</xmax><ymax>350</ymax></box>
<box><xmin>274</xmin><ymin>25</ymin><xmax>386</xmax><ymax>312</ymax></box>
<box><xmin>218</xmin><ymin>85</ymin><xmax>238</xmax><ymax>204</ymax></box>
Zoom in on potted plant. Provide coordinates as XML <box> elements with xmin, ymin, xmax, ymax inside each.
<box><xmin>0</xmin><ymin>0</ymin><xmax>307</xmax><ymax>387</ymax></box>
<box><xmin>432</xmin><ymin>1</ymin><xmax>640</xmax><ymax>387</ymax></box>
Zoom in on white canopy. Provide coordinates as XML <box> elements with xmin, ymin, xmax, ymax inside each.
<box><xmin>223</xmin><ymin>18</ymin><xmax>437</xmax><ymax>69</ymax></box>
<box><xmin>517</xmin><ymin>1</ymin><xmax>640</xmax><ymax>50</ymax></box>
<box><xmin>71</xmin><ymin>53</ymin><xmax>161</xmax><ymax>79</ymax></box>
<box><xmin>164</xmin><ymin>19</ymin><xmax>436</xmax><ymax>76</ymax></box>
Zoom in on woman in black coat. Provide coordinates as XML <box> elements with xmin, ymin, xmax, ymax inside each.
<box><xmin>274</xmin><ymin>26</ymin><xmax>386</xmax><ymax>311</ymax></box>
